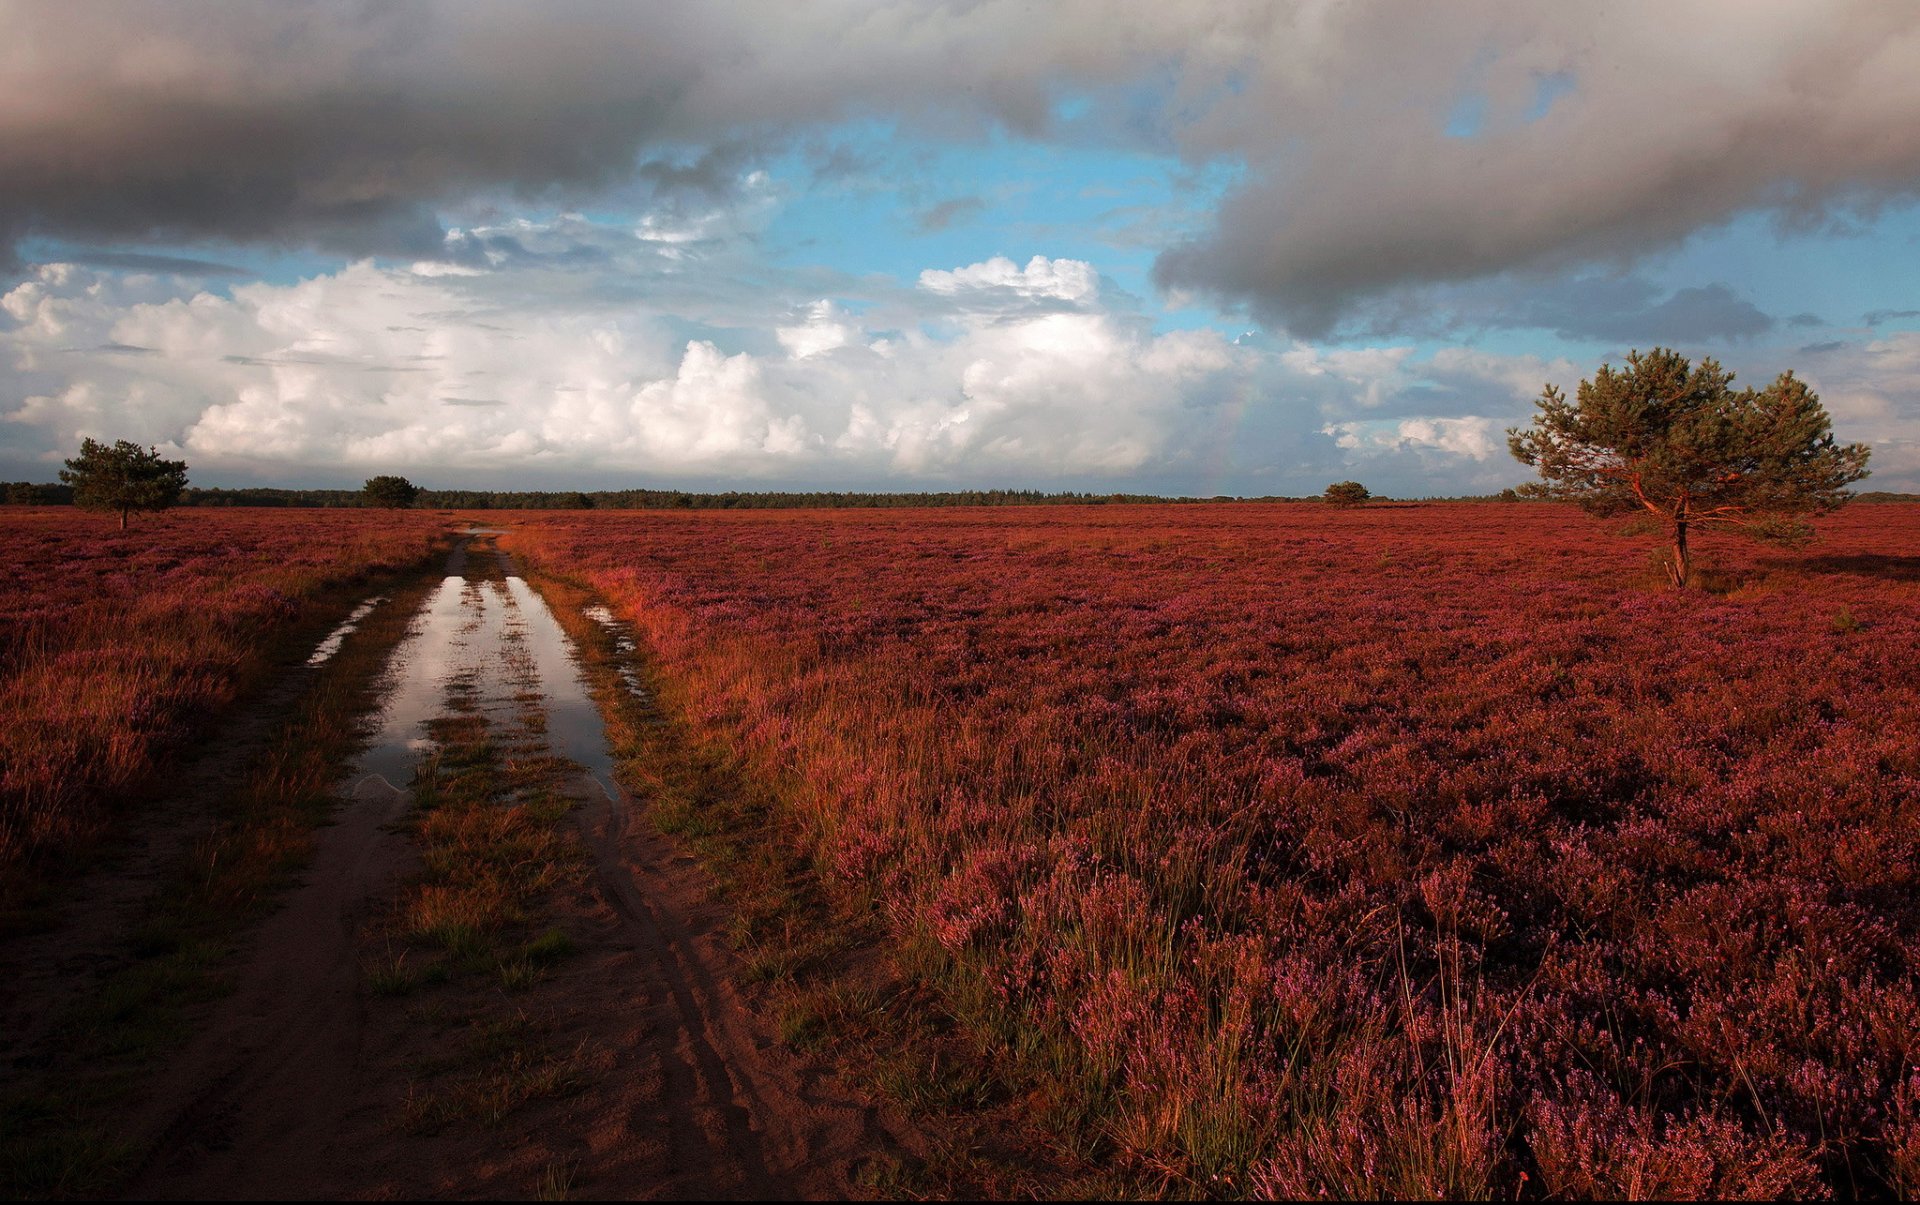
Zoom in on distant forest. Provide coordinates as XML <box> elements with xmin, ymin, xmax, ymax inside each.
<box><xmin>6</xmin><ymin>481</ymin><xmax>1918</xmax><ymax>510</ymax></box>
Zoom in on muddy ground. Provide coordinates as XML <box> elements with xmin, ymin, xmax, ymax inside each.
<box><xmin>3</xmin><ymin>534</ymin><xmax>923</xmax><ymax>1200</ymax></box>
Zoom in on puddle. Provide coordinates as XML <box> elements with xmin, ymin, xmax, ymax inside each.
<box><xmin>582</xmin><ymin>604</ymin><xmax>652</xmax><ymax>701</ymax></box>
<box><xmin>348</xmin><ymin>553</ymin><xmax>622</xmax><ymax>801</ymax></box>
<box><xmin>506</xmin><ymin>577</ymin><xmax>620</xmax><ymax>796</ymax></box>
<box><xmin>306</xmin><ymin>595</ymin><xmax>386</xmax><ymax>667</ymax></box>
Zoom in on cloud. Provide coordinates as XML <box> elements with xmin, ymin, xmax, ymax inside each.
<box><xmin>774</xmin><ymin>300</ymin><xmax>854</xmax><ymax>359</ymax></box>
<box><xmin>7</xmin><ymin>222</ymin><xmax>1911</xmax><ymax>493</ymax></box>
<box><xmin>1504</xmin><ymin>279</ymin><xmax>1775</xmax><ymax>344</ymax></box>
<box><xmin>918</xmin><ymin>255</ymin><xmax>1099</xmax><ymax>304</ymax></box>
<box><xmin>6</xmin><ymin>2</ymin><xmax>1913</xmax><ymax>339</ymax></box>
<box><xmin>54</xmin><ymin>250</ymin><xmax>248</xmax><ymax>278</ymax></box>
<box><xmin>913</xmin><ymin>197</ymin><xmax>987</xmax><ymax>233</ymax></box>
<box><xmin>1865</xmin><ymin>308</ymin><xmax>1920</xmax><ymax>326</ymax></box>
<box><xmin>1324</xmin><ymin>416</ymin><xmax>1504</xmax><ymax>462</ymax></box>
<box><xmin>0</xmin><ymin>255</ymin><xmax>1201</xmax><ymax>481</ymax></box>
<box><xmin>1316</xmin><ymin>272</ymin><xmax>1779</xmax><ymax>345</ymax></box>
<box><xmin>0</xmin><ymin>3</ymin><xmax>1183</xmax><ymax>261</ymax></box>
<box><xmin>1150</xmin><ymin>5</ymin><xmax>1920</xmax><ymax>333</ymax></box>
<box><xmin>1</xmin><ymin>250</ymin><xmax>1599</xmax><ymax>493</ymax></box>
<box><xmin>1790</xmin><ymin>332</ymin><xmax>1920</xmax><ymax>483</ymax></box>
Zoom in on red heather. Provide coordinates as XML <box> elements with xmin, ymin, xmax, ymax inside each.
<box><xmin>505</xmin><ymin>501</ymin><xmax>1920</xmax><ymax>1197</ymax></box>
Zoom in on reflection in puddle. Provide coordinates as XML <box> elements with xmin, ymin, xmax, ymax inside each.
<box><xmin>306</xmin><ymin>595</ymin><xmax>385</xmax><ymax>666</ymax></box>
<box><xmin>507</xmin><ymin>577</ymin><xmax>618</xmax><ymax>796</ymax></box>
<box><xmin>581</xmin><ymin>604</ymin><xmax>651</xmax><ymax>701</ymax></box>
<box><xmin>349</xmin><ymin>556</ymin><xmax>623</xmax><ymax>802</ymax></box>
<box><xmin>350</xmin><ymin>576</ymin><xmax>484</xmax><ymax>792</ymax></box>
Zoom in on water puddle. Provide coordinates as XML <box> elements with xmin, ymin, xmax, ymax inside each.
<box><xmin>306</xmin><ymin>595</ymin><xmax>386</xmax><ymax>667</ymax></box>
<box><xmin>347</xmin><ymin>547</ymin><xmax>622</xmax><ymax>801</ymax></box>
<box><xmin>582</xmin><ymin>604</ymin><xmax>651</xmax><ymax>701</ymax></box>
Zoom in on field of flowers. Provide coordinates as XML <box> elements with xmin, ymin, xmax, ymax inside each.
<box><xmin>506</xmin><ymin>502</ymin><xmax>1920</xmax><ymax>1198</ymax></box>
<box><xmin>0</xmin><ymin>507</ymin><xmax>449</xmax><ymax>870</ymax></box>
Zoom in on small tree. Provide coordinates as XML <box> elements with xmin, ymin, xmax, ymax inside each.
<box><xmin>362</xmin><ymin>475</ymin><xmax>419</xmax><ymax>509</ymax></box>
<box><xmin>1508</xmin><ymin>348</ymin><xmax>1870</xmax><ymax>588</ymax></box>
<box><xmin>1324</xmin><ymin>480</ymin><xmax>1371</xmax><ymax>507</ymax></box>
<box><xmin>59</xmin><ymin>438</ymin><xmax>189</xmax><ymax>529</ymax></box>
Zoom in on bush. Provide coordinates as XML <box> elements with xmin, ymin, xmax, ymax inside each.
<box><xmin>1324</xmin><ymin>481</ymin><xmax>1371</xmax><ymax>507</ymax></box>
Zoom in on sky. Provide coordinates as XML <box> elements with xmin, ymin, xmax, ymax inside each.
<box><xmin>2</xmin><ymin>2</ymin><xmax>1918</xmax><ymax>497</ymax></box>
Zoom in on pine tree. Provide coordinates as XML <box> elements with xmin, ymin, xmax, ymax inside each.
<box><xmin>59</xmin><ymin>438</ymin><xmax>190</xmax><ymax>529</ymax></box>
<box><xmin>361</xmin><ymin>475</ymin><xmax>420</xmax><ymax>509</ymax></box>
<box><xmin>1509</xmin><ymin>348</ymin><xmax>1870</xmax><ymax>587</ymax></box>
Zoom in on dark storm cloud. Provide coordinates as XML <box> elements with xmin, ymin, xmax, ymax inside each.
<box><xmin>636</xmin><ymin>144</ymin><xmax>764</xmax><ymax>205</ymax></box>
<box><xmin>57</xmin><ymin>250</ymin><xmax>248</xmax><ymax>277</ymax></box>
<box><xmin>0</xmin><ymin>2</ymin><xmax>1171</xmax><ymax>260</ymax></box>
<box><xmin>6</xmin><ymin>2</ymin><xmax>1920</xmax><ymax>338</ymax></box>
<box><xmin>0</xmin><ymin>3</ymin><xmax>709</xmax><ymax>256</ymax></box>
<box><xmin>1151</xmin><ymin>5</ymin><xmax>1920</xmax><ymax>335</ymax></box>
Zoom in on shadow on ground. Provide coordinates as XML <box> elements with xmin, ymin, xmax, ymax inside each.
<box><xmin>1793</xmin><ymin>554</ymin><xmax>1920</xmax><ymax>583</ymax></box>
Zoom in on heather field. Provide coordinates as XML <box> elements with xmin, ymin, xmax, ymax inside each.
<box><xmin>504</xmin><ymin>502</ymin><xmax>1920</xmax><ymax>1197</ymax></box>
<box><xmin>0</xmin><ymin>508</ymin><xmax>449</xmax><ymax>869</ymax></box>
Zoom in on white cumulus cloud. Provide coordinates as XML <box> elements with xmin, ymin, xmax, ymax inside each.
<box><xmin>918</xmin><ymin>255</ymin><xmax>1099</xmax><ymax>304</ymax></box>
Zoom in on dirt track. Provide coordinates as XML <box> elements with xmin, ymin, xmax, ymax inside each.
<box><xmin>124</xmin><ymin>535</ymin><xmax>904</xmax><ymax>1199</ymax></box>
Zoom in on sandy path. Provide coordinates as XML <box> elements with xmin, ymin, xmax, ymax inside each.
<box><xmin>126</xmin><ymin>536</ymin><xmax>900</xmax><ymax>1200</ymax></box>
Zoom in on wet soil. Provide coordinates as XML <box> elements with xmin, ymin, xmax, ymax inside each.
<box><xmin>0</xmin><ymin>568</ymin><xmax>429</xmax><ymax>1088</ymax></box>
<box><xmin>123</xmin><ymin>534</ymin><xmax>906</xmax><ymax>1199</ymax></box>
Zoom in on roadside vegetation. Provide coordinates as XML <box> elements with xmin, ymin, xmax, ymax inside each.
<box><xmin>506</xmin><ymin>502</ymin><xmax>1920</xmax><ymax>1198</ymax></box>
<box><xmin>536</xmin><ymin>570</ymin><xmax>1088</xmax><ymax>1198</ymax></box>
<box><xmin>0</xmin><ymin>508</ymin><xmax>451</xmax><ymax>881</ymax></box>
<box><xmin>0</xmin><ymin>563</ymin><xmax>444</xmax><ymax>1197</ymax></box>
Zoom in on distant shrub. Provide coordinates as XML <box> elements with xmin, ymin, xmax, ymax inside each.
<box><xmin>1324</xmin><ymin>481</ymin><xmax>1371</xmax><ymax>507</ymax></box>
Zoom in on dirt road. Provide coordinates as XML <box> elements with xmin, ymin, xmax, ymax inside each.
<box><xmin>127</xmin><ymin>534</ymin><xmax>903</xmax><ymax>1199</ymax></box>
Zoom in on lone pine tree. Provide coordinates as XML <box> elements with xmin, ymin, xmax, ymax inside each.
<box><xmin>59</xmin><ymin>438</ymin><xmax>190</xmax><ymax>530</ymax></box>
<box><xmin>1509</xmin><ymin>348</ymin><xmax>1870</xmax><ymax>588</ymax></box>
<box><xmin>361</xmin><ymin>475</ymin><xmax>420</xmax><ymax>509</ymax></box>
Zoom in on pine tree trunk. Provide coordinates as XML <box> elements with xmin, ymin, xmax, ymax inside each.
<box><xmin>119</xmin><ymin>507</ymin><xmax>128</xmax><ymax>531</ymax></box>
<box><xmin>1669</xmin><ymin>519</ymin><xmax>1690</xmax><ymax>589</ymax></box>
